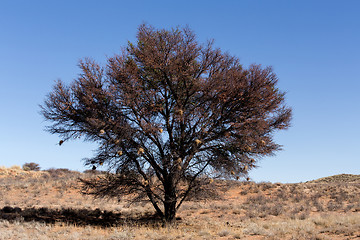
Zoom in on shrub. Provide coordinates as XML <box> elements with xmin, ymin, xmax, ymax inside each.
<box><xmin>22</xmin><ymin>162</ymin><xmax>40</xmax><ymax>171</ymax></box>
<box><xmin>218</xmin><ymin>229</ymin><xmax>231</xmax><ymax>237</ymax></box>
<box><xmin>83</xmin><ymin>169</ymin><xmax>107</xmax><ymax>175</ymax></box>
<box><xmin>46</xmin><ymin>168</ymin><xmax>80</xmax><ymax>178</ymax></box>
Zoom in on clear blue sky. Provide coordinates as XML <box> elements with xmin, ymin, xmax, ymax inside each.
<box><xmin>1</xmin><ymin>0</ymin><xmax>359</xmax><ymax>183</ymax></box>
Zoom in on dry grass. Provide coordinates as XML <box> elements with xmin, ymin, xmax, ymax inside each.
<box><xmin>0</xmin><ymin>166</ymin><xmax>359</xmax><ymax>239</ymax></box>
<box><xmin>307</xmin><ymin>174</ymin><xmax>360</xmax><ymax>184</ymax></box>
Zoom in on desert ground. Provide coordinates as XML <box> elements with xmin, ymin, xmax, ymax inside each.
<box><xmin>0</xmin><ymin>166</ymin><xmax>359</xmax><ymax>240</ymax></box>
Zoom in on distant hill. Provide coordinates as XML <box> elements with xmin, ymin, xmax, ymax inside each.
<box><xmin>307</xmin><ymin>174</ymin><xmax>360</xmax><ymax>183</ymax></box>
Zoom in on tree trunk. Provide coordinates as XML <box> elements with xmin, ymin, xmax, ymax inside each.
<box><xmin>163</xmin><ymin>177</ymin><xmax>177</xmax><ymax>223</ymax></box>
<box><xmin>164</xmin><ymin>198</ymin><xmax>176</xmax><ymax>222</ymax></box>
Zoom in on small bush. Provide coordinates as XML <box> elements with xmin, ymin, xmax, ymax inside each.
<box><xmin>22</xmin><ymin>162</ymin><xmax>40</xmax><ymax>171</ymax></box>
<box><xmin>245</xmin><ymin>194</ymin><xmax>267</xmax><ymax>205</ymax></box>
<box><xmin>46</xmin><ymin>168</ymin><xmax>80</xmax><ymax>179</ymax></box>
<box><xmin>218</xmin><ymin>229</ymin><xmax>231</xmax><ymax>237</ymax></box>
<box><xmin>83</xmin><ymin>169</ymin><xmax>107</xmax><ymax>175</ymax></box>
<box><xmin>327</xmin><ymin>201</ymin><xmax>343</xmax><ymax>211</ymax></box>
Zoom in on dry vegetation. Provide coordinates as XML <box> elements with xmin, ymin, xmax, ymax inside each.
<box><xmin>0</xmin><ymin>166</ymin><xmax>360</xmax><ymax>239</ymax></box>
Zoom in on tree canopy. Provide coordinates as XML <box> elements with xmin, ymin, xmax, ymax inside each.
<box><xmin>41</xmin><ymin>24</ymin><xmax>292</xmax><ymax>222</ymax></box>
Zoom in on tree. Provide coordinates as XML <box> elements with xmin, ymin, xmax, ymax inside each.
<box><xmin>41</xmin><ymin>24</ymin><xmax>291</xmax><ymax>223</ymax></box>
<box><xmin>22</xmin><ymin>162</ymin><xmax>41</xmax><ymax>171</ymax></box>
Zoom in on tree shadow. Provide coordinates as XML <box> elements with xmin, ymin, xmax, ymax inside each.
<box><xmin>0</xmin><ymin>206</ymin><xmax>165</xmax><ymax>227</ymax></box>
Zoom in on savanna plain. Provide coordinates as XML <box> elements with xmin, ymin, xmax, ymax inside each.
<box><xmin>0</xmin><ymin>166</ymin><xmax>360</xmax><ymax>240</ymax></box>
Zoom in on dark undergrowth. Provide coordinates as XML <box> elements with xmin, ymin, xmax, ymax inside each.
<box><xmin>0</xmin><ymin>206</ymin><xmax>168</xmax><ymax>227</ymax></box>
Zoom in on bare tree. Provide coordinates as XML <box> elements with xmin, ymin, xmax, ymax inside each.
<box><xmin>41</xmin><ymin>24</ymin><xmax>291</xmax><ymax>222</ymax></box>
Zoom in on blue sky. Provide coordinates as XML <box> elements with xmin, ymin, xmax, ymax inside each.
<box><xmin>0</xmin><ymin>0</ymin><xmax>359</xmax><ymax>183</ymax></box>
